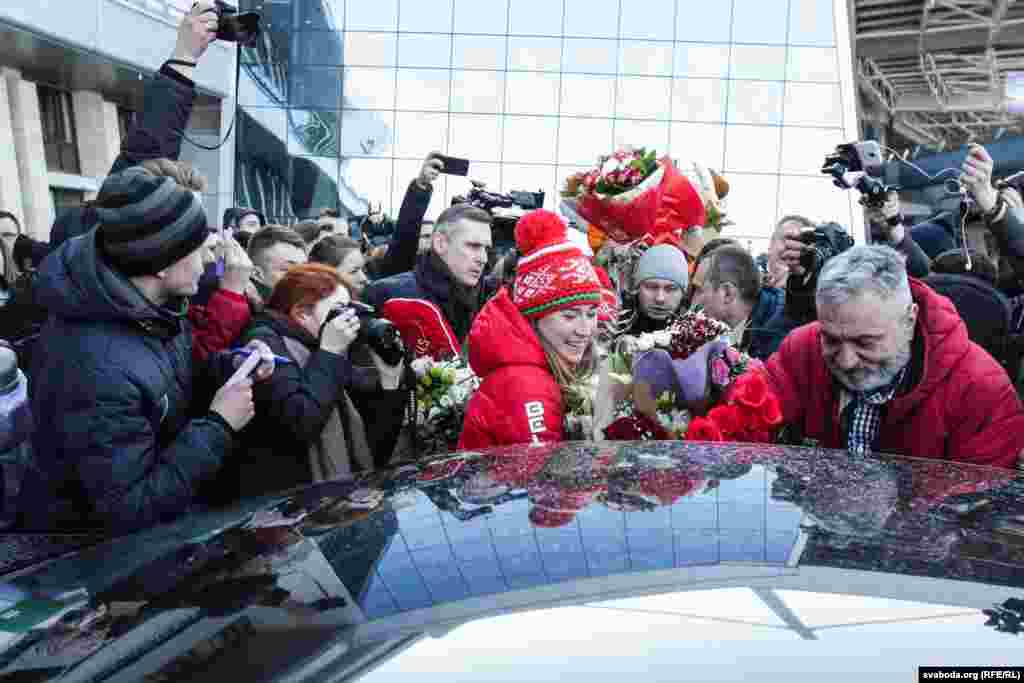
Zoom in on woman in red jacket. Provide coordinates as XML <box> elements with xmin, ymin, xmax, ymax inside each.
<box><xmin>459</xmin><ymin>210</ymin><xmax>604</xmax><ymax>449</ymax></box>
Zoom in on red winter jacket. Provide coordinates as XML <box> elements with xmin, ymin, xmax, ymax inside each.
<box><xmin>459</xmin><ymin>288</ymin><xmax>565</xmax><ymax>449</ymax></box>
<box><xmin>765</xmin><ymin>279</ymin><xmax>1024</xmax><ymax>469</ymax></box>
<box><xmin>188</xmin><ymin>289</ymin><xmax>252</xmax><ymax>364</ymax></box>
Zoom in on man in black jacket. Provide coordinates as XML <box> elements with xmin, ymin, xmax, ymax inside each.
<box><xmin>49</xmin><ymin>2</ymin><xmax>218</xmax><ymax>249</ymax></box>
<box><xmin>17</xmin><ymin>169</ymin><xmax>274</xmax><ymax>536</ymax></box>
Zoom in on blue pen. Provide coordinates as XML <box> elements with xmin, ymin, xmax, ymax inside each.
<box><xmin>229</xmin><ymin>348</ymin><xmax>295</xmax><ymax>365</ymax></box>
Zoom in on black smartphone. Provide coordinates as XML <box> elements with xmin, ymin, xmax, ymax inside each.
<box><xmin>431</xmin><ymin>154</ymin><xmax>470</xmax><ymax>176</ymax></box>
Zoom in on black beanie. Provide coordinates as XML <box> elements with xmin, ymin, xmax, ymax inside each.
<box><xmin>95</xmin><ymin>167</ymin><xmax>209</xmax><ymax>277</ymax></box>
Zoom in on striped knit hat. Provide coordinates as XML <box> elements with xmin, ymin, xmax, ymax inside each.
<box><xmin>95</xmin><ymin>167</ymin><xmax>209</xmax><ymax>277</ymax></box>
<box><xmin>513</xmin><ymin>209</ymin><xmax>602</xmax><ymax>320</ymax></box>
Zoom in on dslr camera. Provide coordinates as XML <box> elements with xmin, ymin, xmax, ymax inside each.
<box><xmin>821</xmin><ymin>140</ymin><xmax>896</xmax><ymax>209</ymax></box>
<box><xmin>783</xmin><ymin>221</ymin><xmax>855</xmax><ymax>326</ymax></box>
<box><xmin>453</xmin><ymin>182</ymin><xmax>545</xmax><ymax>263</ymax></box>
<box><xmin>322</xmin><ymin>302</ymin><xmax>405</xmax><ymax>366</ymax></box>
<box><xmin>213</xmin><ymin>1</ymin><xmax>261</xmax><ymax>47</ymax></box>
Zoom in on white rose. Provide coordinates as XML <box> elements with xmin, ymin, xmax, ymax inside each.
<box><xmin>652</xmin><ymin>331</ymin><xmax>672</xmax><ymax>348</ymax></box>
<box><xmin>635</xmin><ymin>335</ymin><xmax>655</xmax><ymax>353</ymax></box>
<box><xmin>411</xmin><ymin>357</ymin><xmax>431</xmax><ymax>378</ymax></box>
<box><xmin>601</xmin><ymin>157</ymin><xmax>622</xmax><ymax>176</ymax></box>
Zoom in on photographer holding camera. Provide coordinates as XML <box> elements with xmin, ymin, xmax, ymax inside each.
<box><xmin>210</xmin><ymin>264</ymin><xmax>401</xmax><ymax>503</ymax></box>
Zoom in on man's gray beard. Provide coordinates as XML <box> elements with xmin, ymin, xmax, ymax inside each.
<box><xmin>830</xmin><ymin>345</ymin><xmax>912</xmax><ymax>394</ymax></box>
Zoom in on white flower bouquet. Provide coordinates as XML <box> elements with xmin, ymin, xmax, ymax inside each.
<box><xmin>411</xmin><ymin>356</ymin><xmax>480</xmax><ymax>457</ymax></box>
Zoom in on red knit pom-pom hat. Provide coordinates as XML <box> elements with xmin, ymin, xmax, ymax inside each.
<box><xmin>592</xmin><ymin>265</ymin><xmax>619</xmax><ymax>324</ymax></box>
<box><xmin>513</xmin><ymin>209</ymin><xmax>602</xmax><ymax>321</ymax></box>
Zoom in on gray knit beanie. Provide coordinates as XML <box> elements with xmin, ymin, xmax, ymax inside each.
<box><xmin>95</xmin><ymin>167</ymin><xmax>209</xmax><ymax>277</ymax></box>
<box><xmin>633</xmin><ymin>244</ymin><xmax>689</xmax><ymax>290</ymax></box>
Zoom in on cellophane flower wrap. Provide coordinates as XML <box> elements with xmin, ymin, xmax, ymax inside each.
<box><xmin>563</xmin><ymin>148</ymin><xmax>705</xmax><ymax>244</ymax></box>
<box><xmin>411</xmin><ymin>356</ymin><xmax>480</xmax><ymax>456</ymax></box>
<box><xmin>602</xmin><ymin>310</ymin><xmax>782</xmax><ymax>444</ymax></box>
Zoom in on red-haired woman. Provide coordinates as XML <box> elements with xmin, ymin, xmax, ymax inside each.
<box><xmin>210</xmin><ymin>264</ymin><xmax>371</xmax><ymax>503</ymax></box>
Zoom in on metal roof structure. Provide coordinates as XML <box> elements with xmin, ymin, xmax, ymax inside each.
<box><xmin>854</xmin><ymin>0</ymin><xmax>1024</xmax><ymax>149</ymax></box>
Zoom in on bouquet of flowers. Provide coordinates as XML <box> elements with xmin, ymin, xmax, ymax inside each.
<box><xmin>562</xmin><ymin>147</ymin><xmax>705</xmax><ymax>246</ymax></box>
<box><xmin>411</xmin><ymin>356</ymin><xmax>480</xmax><ymax>456</ymax></box>
<box><xmin>601</xmin><ymin>309</ymin><xmax>783</xmax><ymax>444</ymax></box>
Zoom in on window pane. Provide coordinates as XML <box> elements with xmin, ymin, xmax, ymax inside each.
<box><xmin>398</xmin><ymin>34</ymin><xmax>452</xmax><ymax>68</ymax></box>
<box><xmin>784</xmin><ymin>82</ymin><xmax>842</xmax><ymax>126</ymax></box>
<box><xmin>399</xmin><ymin>0</ymin><xmax>453</xmax><ymax>32</ymax></box>
<box><xmin>732</xmin><ymin>0</ymin><xmax>788</xmax><ymax>44</ymax></box>
<box><xmin>669</xmin><ymin>123</ymin><xmax>724</xmax><ymax>169</ymax></box>
<box><xmin>558</xmin><ymin>117</ymin><xmax>614</xmax><ymax>164</ymax></box>
<box><xmin>677</xmin><ymin>0</ymin><xmax>731</xmax><ymax>43</ymax></box>
<box><xmin>457</xmin><ymin>162</ymin><xmax>501</xmax><ymax>200</ymax></box>
<box><xmin>289</xmin><ymin>108</ymin><xmax>343</xmax><ymax>156</ymax></box>
<box><xmin>509</xmin><ymin>0</ymin><xmax>564</xmax><ymax>36</ymax></box>
<box><xmin>240</xmin><ymin>107</ymin><xmax>286</xmax><ymax>152</ymax></box>
<box><xmin>449</xmin><ymin>114</ymin><xmax>503</xmax><ymax>162</ymax></box>
<box><xmin>395</xmin><ymin>69</ymin><xmax>451</xmax><ymax>111</ymax></box>
<box><xmin>730</xmin><ymin>45</ymin><xmax>787</xmax><ymax>81</ymax></box>
<box><xmin>453</xmin><ymin>0</ymin><xmax>510</xmax><ymax>34</ymax></box>
<box><xmin>616</xmin><ymin>77</ymin><xmax>671</xmax><ymax>120</ymax></box>
<box><xmin>454</xmin><ymin>35</ymin><xmax>507</xmax><ymax>69</ymax></box>
<box><xmin>674</xmin><ymin>44</ymin><xmax>730</xmax><ymax>78</ymax></box>
<box><xmin>789</xmin><ymin>0</ymin><xmax>835</xmax><ymax>46</ymax></box>
<box><xmin>393</xmin><ymin>159</ymin><xmax>448</xmax><ymax>218</ymax></box>
<box><xmin>787</xmin><ymin>47</ymin><xmax>839</xmax><ymax>82</ymax></box>
<box><xmin>728</xmin><ymin>81</ymin><xmax>783</xmax><ymax>125</ymax></box>
<box><xmin>340</xmin><ymin>109</ymin><xmax>395</xmax><ymax>157</ymax></box>
<box><xmin>620</xmin><ymin>0</ymin><xmax>674</xmax><ymax>40</ymax></box>
<box><xmin>292</xmin><ymin>31</ymin><xmax>344</xmax><ymax>66</ymax></box>
<box><xmin>343</xmin><ymin>67</ymin><xmax>396</xmax><ymax>109</ymax></box>
<box><xmin>291</xmin><ymin>67</ymin><xmax>343</xmax><ymax>109</ymax></box>
<box><xmin>295</xmin><ymin>0</ymin><xmax>345</xmax><ymax>30</ymax></box>
<box><xmin>239</xmin><ymin>68</ymin><xmax>287</xmax><ymax>107</ymax></box>
<box><xmin>291</xmin><ymin>156</ymin><xmax>341</xmax><ymax>218</ymax></box>
<box><xmin>564</xmin><ymin>0</ymin><xmax>619</xmax><ymax>38</ymax></box>
<box><xmin>723</xmin><ymin>173</ymin><xmax>780</xmax><ymax>240</ymax></box>
<box><xmin>778</xmin><ymin>175</ymin><xmax>853</xmax><ymax>227</ymax></box>
<box><xmin>451</xmin><ymin>70</ymin><xmax>506</xmax><ymax>113</ymax></box>
<box><xmin>502</xmin><ymin>164</ymin><xmax>556</xmax><ymax>207</ymax></box>
<box><xmin>508</xmin><ymin>37</ymin><xmax>562</xmax><ymax>71</ymax></box>
<box><xmin>394</xmin><ymin>111</ymin><xmax>449</xmax><ymax>158</ymax></box>
<box><xmin>346</xmin><ymin>0</ymin><xmax>399</xmax><ymax>31</ymax></box>
<box><xmin>614</xmin><ymin>120</ymin><xmax>669</xmax><ymax>155</ymax></box>
<box><xmin>724</xmin><ymin>124</ymin><xmax>780</xmax><ymax>174</ymax></box>
<box><xmin>561</xmin><ymin>74</ymin><xmax>616</xmax><ymax>117</ymax></box>
<box><xmin>563</xmin><ymin>39</ymin><xmax>618</xmax><ymax>74</ymax></box>
<box><xmin>672</xmin><ymin>78</ymin><xmax>726</xmax><ymax>122</ymax></box>
<box><xmin>620</xmin><ymin>41</ymin><xmax>672</xmax><ymax>77</ymax></box>
<box><xmin>506</xmin><ymin>72</ymin><xmax>561</xmax><ymax>115</ymax></box>
<box><xmin>342</xmin><ymin>157</ymin><xmax>394</xmax><ymax>214</ymax></box>
<box><xmin>344</xmin><ymin>32</ymin><xmax>396</xmax><ymax>67</ymax></box>
<box><xmin>503</xmin><ymin>116</ymin><xmax>558</xmax><ymax>163</ymax></box>
<box><xmin>780</xmin><ymin>126</ymin><xmax>844</xmax><ymax>174</ymax></box>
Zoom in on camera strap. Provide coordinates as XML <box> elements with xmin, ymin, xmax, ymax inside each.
<box><xmin>171</xmin><ymin>43</ymin><xmax>243</xmax><ymax>152</ymax></box>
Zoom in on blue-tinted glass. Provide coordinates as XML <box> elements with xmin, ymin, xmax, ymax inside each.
<box><xmin>399</xmin><ymin>0</ymin><xmax>454</xmax><ymax>32</ymax></box>
<box><xmin>465</xmin><ymin>573</ymin><xmax>507</xmax><ymax>596</ymax></box>
<box><xmin>719</xmin><ymin>501</ymin><xmax>768</xmax><ymax>529</ymax></box>
<box><xmin>564</xmin><ymin>0</ymin><xmax>619</xmax><ymax>38</ymax></box>
<box><xmin>620</xmin><ymin>41</ymin><xmax>673</xmax><ymax>76</ymax></box>
<box><xmin>502</xmin><ymin>117</ymin><xmax>558</xmax><ymax>163</ymax></box>
<box><xmin>509</xmin><ymin>0</ymin><xmax>563</xmax><ymax>36</ymax></box>
<box><xmin>450</xmin><ymin>540</ymin><xmax>497</xmax><ymax>564</ymax></box>
<box><xmin>676</xmin><ymin>0</ymin><xmax>732</xmax><ymax>43</ymax></box>
<box><xmin>340</xmin><ymin>157</ymin><xmax>393</xmax><ymax>213</ymax></box>
<box><xmin>730</xmin><ymin>45</ymin><xmax>787</xmax><ymax>81</ymax></box>
<box><xmin>454</xmin><ymin>35</ymin><xmax>507</xmax><ymax>69</ymax></box>
<box><xmin>395</xmin><ymin>69</ymin><xmax>451</xmax><ymax>111</ymax></box>
<box><xmin>346</xmin><ymin>0</ymin><xmax>399</xmax><ymax>30</ymax></box>
<box><xmin>624</xmin><ymin>506</ymin><xmax>671</xmax><ymax>531</ymax></box>
<box><xmin>544</xmin><ymin>553</ymin><xmax>589</xmax><ymax>580</ymax></box>
<box><xmin>674</xmin><ymin>44</ymin><xmax>729</xmax><ymax>78</ymax></box>
<box><xmin>616</xmin><ymin>76</ymin><xmax>671</xmax><ymax>120</ymax></box>
<box><xmin>563</xmin><ymin>38</ymin><xmax>618</xmax><ymax>74</ymax></box>
<box><xmin>398</xmin><ymin>34</ymin><xmax>452</xmax><ymax>68</ymax></box>
<box><xmin>766</xmin><ymin>530</ymin><xmax>799</xmax><ymax>563</ymax></box>
<box><xmin>492</xmin><ymin>532</ymin><xmax>538</xmax><ymax>558</ymax></box>
<box><xmin>672</xmin><ymin>501</ymin><xmax>717</xmax><ymax>528</ymax></box>
<box><xmin>720</xmin><ymin>529</ymin><xmax>765</xmax><ymax>562</ymax></box>
<box><xmin>508</xmin><ymin>37</ymin><xmax>562</xmax><ymax>71</ymax></box>
<box><xmin>423</xmin><ymin>576</ymin><xmax>471</xmax><ymax>602</ymax></box>
<box><xmin>672</xmin><ymin>79</ymin><xmax>726</xmax><ymax>122</ymax></box>
<box><xmin>401</xmin><ymin>523</ymin><xmax>445</xmax><ymax>550</ymax></box>
<box><xmin>620</xmin><ymin>0</ymin><xmax>674</xmax><ymax>40</ymax></box>
<box><xmin>451</xmin><ymin>70</ymin><xmax>506</xmax><ymax>113</ymax></box>
<box><xmin>674</xmin><ymin>530</ymin><xmax>720</xmax><ymax>564</ymax></box>
<box><xmin>293</xmin><ymin>0</ymin><xmax>345</xmax><ymax>30</ymax></box>
<box><xmin>558</xmin><ymin>117</ymin><xmax>614</xmax><ymax>163</ymax></box>
<box><xmin>394</xmin><ymin>111</ymin><xmax>449</xmax><ymax>157</ymax></box>
<box><xmin>628</xmin><ymin>529</ymin><xmax>673</xmax><ymax>554</ymax></box>
<box><xmin>789</xmin><ymin>0</ymin><xmax>835</xmax><ymax>46</ymax></box>
<box><xmin>630</xmin><ymin>549</ymin><xmax>674</xmax><ymax>571</ymax></box>
<box><xmin>343</xmin><ymin>32</ymin><xmax>397</xmax><ymax>67</ymax></box>
<box><xmin>506</xmin><ymin>72</ymin><xmax>561</xmax><ymax>115</ymax></box>
<box><xmin>288</xmin><ymin>109</ymin><xmax>342</xmax><ymax>156</ymax></box>
<box><xmin>453</xmin><ymin>0</ymin><xmax>510</xmax><ymax>33</ymax></box>
<box><xmin>342</xmin><ymin>67</ymin><xmax>396</xmax><ymax>109</ymax></box>
<box><xmin>410</xmin><ymin>544</ymin><xmax>457</xmax><ymax>571</ymax></box>
<box><xmin>779</xmin><ymin>126</ymin><xmax>843</xmax><ymax>174</ymax></box>
<box><xmin>290</xmin><ymin>67</ymin><xmax>343</xmax><ymax>109</ymax></box>
<box><xmin>239</xmin><ymin>62</ymin><xmax>288</xmax><ymax>106</ymax></box>
<box><xmin>727</xmin><ymin>80</ymin><xmax>784</xmax><ymax>125</ymax></box>
<box><xmin>291</xmin><ymin>31</ymin><xmax>344</xmax><ymax>66</ymax></box>
<box><xmin>784</xmin><ymin>82</ymin><xmax>842</xmax><ymax>126</ymax></box>
<box><xmin>724</xmin><ymin>124</ymin><xmax>781</xmax><ymax>174</ymax></box>
<box><xmin>242</xmin><ymin>29</ymin><xmax>288</xmax><ymax>65</ymax></box>
<box><xmin>787</xmin><ymin>47</ymin><xmax>839</xmax><ymax>82</ymax></box>
<box><xmin>732</xmin><ymin>0</ymin><xmax>788</xmax><ymax>45</ymax></box>
<box><xmin>239</xmin><ymin>108</ymin><xmax>286</xmax><ymax>149</ymax></box>
<box><xmin>505</xmin><ymin>572</ymin><xmax>549</xmax><ymax>590</ymax></box>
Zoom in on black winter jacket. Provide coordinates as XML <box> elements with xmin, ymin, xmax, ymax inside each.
<box><xmin>16</xmin><ymin>229</ymin><xmax>234</xmax><ymax>535</ymax></box>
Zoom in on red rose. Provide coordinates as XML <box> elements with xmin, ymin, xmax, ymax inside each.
<box><xmin>707</xmin><ymin>405</ymin><xmax>744</xmax><ymax>439</ymax></box>
<box><xmin>729</xmin><ymin>371</ymin><xmax>769</xmax><ymax>409</ymax></box>
<box><xmin>639</xmin><ymin>469</ymin><xmax>704</xmax><ymax>506</ymax></box>
<box><xmin>686</xmin><ymin>416</ymin><xmax>724</xmax><ymax>442</ymax></box>
<box><xmin>604</xmin><ymin>414</ymin><xmax>671</xmax><ymax>441</ymax></box>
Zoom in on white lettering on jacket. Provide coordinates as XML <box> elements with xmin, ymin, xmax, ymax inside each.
<box><xmin>525</xmin><ymin>401</ymin><xmax>545</xmax><ymax>445</ymax></box>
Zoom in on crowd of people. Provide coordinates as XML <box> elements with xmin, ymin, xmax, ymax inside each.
<box><xmin>1</xmin><ymin>2</ymin><xmax>1023</xmax><ymax>538</ymax></box>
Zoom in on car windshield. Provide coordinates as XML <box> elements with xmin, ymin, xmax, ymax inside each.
<box><xmin>2</xmin><ymin>441</ymin><xmax>1022</xmax><ymax>681</ymax></box>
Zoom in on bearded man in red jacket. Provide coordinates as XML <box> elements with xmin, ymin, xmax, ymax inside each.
<box><xmin>765</xmin><ymin>244</ymin><xmax>1024</xmax><ymax>469</ymax></box>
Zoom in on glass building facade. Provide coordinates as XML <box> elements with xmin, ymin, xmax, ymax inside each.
<box><xmin>236</xmin><ymin>0</ymin><xmax>858</xmax><ymax>252</ymax></box>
